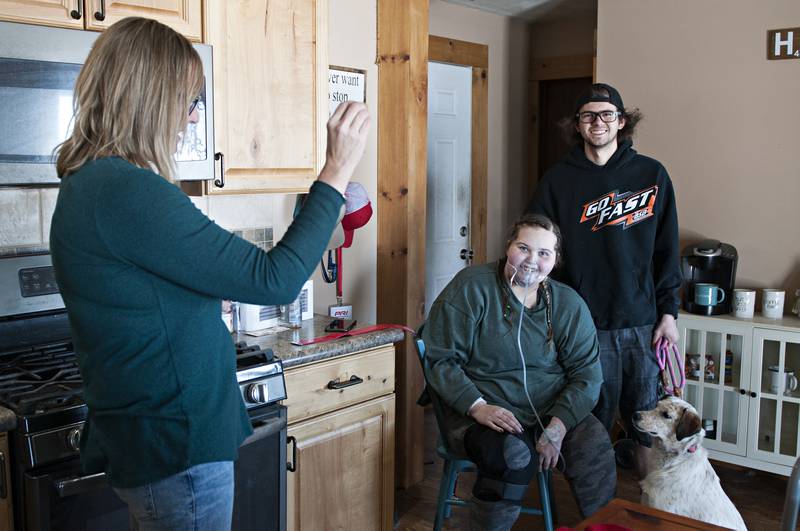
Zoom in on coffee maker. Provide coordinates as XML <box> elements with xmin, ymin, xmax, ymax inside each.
<box><xmin>681</xmin><ymin>239</ymin><xmax>738</xmax><ymax>316</ymax></box>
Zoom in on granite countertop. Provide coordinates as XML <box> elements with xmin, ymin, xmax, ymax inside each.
<box><xmin>0</xmin><ymin>406</ymin><xmax>16</xmax><ymax>432</ymax></box>
<box><xmin>232</xmin><ymin>314</ymin><xmax>405</xmax><ymax>369</ymax></box>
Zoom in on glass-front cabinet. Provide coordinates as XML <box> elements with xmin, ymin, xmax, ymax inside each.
<box><xmin>750</xmin><ymin>329</ymin><xmax>800</xmax><ymax>467</ymax></box>
<box><xmin>679</xmin><ymin>318</ymin><xmax>751</xmax><ymax>456</ymax></box>
<box><xmin>677</xmin><ymin>312</ymin><xmax>800</xmax><ymax>476</ymax></box>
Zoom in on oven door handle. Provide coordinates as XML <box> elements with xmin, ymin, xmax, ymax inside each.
<box><xmin>55</xmin><ymin>472</ymin><xmax>108</xmax><ymax>498</ymax></box>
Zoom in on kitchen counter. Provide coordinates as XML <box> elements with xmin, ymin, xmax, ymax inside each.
<box><xmin>232</xmin><ymin>314</ymin><xmax>405</xmax><ymax>369</ymax></box>
<box><xmin>0</xmin><ymin>406</ymin><xmax>15</xmax><ymax>432</ymax></box>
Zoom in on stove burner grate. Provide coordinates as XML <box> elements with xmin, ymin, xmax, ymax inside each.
<box><xmin>0</xmin><ymin>342</ymin><xmax>82</xmax><ymax>413</ymax></box>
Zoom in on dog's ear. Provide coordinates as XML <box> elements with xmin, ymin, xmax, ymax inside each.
<box><xmin>676</xmin><ymin>408</ymin><xmax>702</xmax><ymax>441</ymax></box>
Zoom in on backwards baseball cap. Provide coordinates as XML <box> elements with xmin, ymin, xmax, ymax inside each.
<box><xmin>574</xmin><ymin>83</ymin><xmax>625</xmax><ymax>114</ymax></box>
<box><xmin>341</xmin><ymin>182</ymin><xmax>373</xmax><ymax>248</ymax></box>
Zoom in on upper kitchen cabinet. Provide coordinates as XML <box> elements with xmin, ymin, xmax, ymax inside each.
<box><xmin>0</xmin><ymin>0</ymin><xmax>202</xmax><ymax>42</ymax></box>
<box><xmin>201</xmin><ymin>0</ymin><xmax>328</xmax><ymax>194</ymax></box>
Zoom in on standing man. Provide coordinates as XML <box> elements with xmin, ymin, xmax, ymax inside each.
<box><xmin>525</xmin><ymin>83</ymin><xmax>681</xmax><ymax>476</ymax></box>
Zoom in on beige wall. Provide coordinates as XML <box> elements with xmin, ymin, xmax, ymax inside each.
<box><xmin>597</xmin><ymin>0</ymin><xmax>800</xmax><ymax>312</ymax></box>
<box><xmin>530</xmin><ymin>15</ymin><xmax>595</xmax><ymax>58</ymax></box>
<box><xmin>429</xmin><ymin>0</ymin><xmax>531</xmax><ymax>259</ymax></box>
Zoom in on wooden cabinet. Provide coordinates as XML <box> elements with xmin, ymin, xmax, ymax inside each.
<box><xmin>0</xmin><ymin>433</ymin><xmax>13</xmax><ymax>531</ymax></box>
<box><xmin>202</xmin><ymin>0</ymin><xmax>328</xmax><ymax>194</ymax></box>
<box><xmin>678</xmin><ymin>312</ymin><xmax>800</xmax><ymax>476</ymax></box>
<box><xmin>0</xmin><ymin>0</ymin><xmax>202</xmax><ymax>41</ymax></box>
<box><xmin>284</xmin><ymin>345</ymin><xmax>395</xmax><ymax>531</ymax></box>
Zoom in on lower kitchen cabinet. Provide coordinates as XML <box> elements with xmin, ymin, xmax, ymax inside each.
<box><xmin>286</xmin><ymin>395</ymin><xmax>395</xmax><ymax>531</ymax></box>
<box><xmin>283</xmin><ymin>345</ymin><xmax>396</xmax><ymax>531</ymax></box>
<box><xmin>678</xmin><ymin>311</ymin><xmax>800</xmax><ymax>476</ymax></box>
<box><xmin>0</xmin><ymin>433</ymin><xmax>13</xmax><ymax>531</ymax></box>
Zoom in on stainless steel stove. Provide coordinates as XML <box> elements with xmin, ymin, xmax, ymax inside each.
<box><xmin>0</xmin><ymin>253</ymin><xmax>288</xmax><ymax>531</ymax></box>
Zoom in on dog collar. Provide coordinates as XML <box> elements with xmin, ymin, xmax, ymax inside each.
<box><xmin>687</xmin><ymin>444</ymin><xmax>698</xmax><ymax>453</ymax></box>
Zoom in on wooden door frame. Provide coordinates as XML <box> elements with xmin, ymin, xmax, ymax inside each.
<box><xmin>528</xmin><ymin>54</ymin><xmax>594</xmax><ymax>193</ymax></box>
<box><xmin>428</xmin><ymin>35</ymin><xmax>489</xmax><ymax>266</ymax></box>
<box><xmin>376</xmin><ymin>0</ymin><xmax>429</xmax><ymax>488</ymax></box>
<box><xmin>376</xmin><ymin>4</ymin><xmax>491</xmax><ymax>487</ymax></box>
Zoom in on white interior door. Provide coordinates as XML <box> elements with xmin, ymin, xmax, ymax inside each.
<box><xmin>425</xmin><ymin>61</ymin><xmax>472</xmax><ymax>316</ymax></box>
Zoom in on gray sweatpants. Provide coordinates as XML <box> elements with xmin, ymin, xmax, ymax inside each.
<box><xmin>467</xmin><ymin>414</ymin><xmax>616</xmax><ymax>530</ymax></box>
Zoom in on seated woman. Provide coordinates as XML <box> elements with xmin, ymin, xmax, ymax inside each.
<box><xmin>422</xmin><ymin>213</ymin><xmax>615</xmax><ymax>530</ymax></box>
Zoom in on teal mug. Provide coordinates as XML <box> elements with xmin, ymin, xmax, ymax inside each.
<box><xmin>695</xmin><ymin>283</ymin><xmax>725</xmax><ymax>306</ymax></box>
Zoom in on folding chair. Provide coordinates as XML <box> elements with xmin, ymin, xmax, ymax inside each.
<box><xmin>414</xmin><ymin>330</ymin><xmax>556</xmax><ymax>531</ymax></box>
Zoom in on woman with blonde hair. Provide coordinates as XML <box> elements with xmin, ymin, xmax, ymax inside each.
<box><xmin>50</xmin><ymin>16</ymin><xmax>369</xmax><ymax>530</ymax></box>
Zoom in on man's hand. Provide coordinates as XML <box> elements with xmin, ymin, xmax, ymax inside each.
<box><xmin>652</xmin><ymin>314</ymin><xmax>679</xmax><ymax>347</ymax></box>
<box><xmin>317</xmin><ymin>101</ymin><xmax>371</xmax><ymax>194</ymax></box>
<box><xmin>469</xmin><ymin>403</ymin><xmax>523</xmax><ymax>434</ymax></box>
<box><xmin>535</xmin><ymin>417</ymin><xmax>566</xmax><ymax>471</ymax></box>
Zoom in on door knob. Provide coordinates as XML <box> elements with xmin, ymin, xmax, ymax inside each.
<box><xmin>460</xmin><ymin>249</ymin><xmax>474</xmax><ymax>261</ymax></box>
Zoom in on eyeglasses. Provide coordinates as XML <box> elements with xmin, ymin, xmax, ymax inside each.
<box><xmin>576</xmin><ymin>110</ymin><xmax>621</xmax><ymax>124</ymax></box>
<box><xmin>188</xmin><ymin>97</ymin><xmax>200</xmax><ymax>116</ymax></box>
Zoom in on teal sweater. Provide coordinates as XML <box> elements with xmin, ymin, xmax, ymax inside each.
<box><xmin>422</xmin><ymin>262</ymin><xmax>601</xmax><ymax>431</ymax></box>
<box><xmin>50</xmin><ymin>157</ymin><xmax>344</xmax><ymax>488</ymax></box>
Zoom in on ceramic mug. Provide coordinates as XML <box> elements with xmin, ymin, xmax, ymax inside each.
<box><xmin>732</xmin><ymin>289</ymin><xmax>756</xmax><ymax>319</ymax></box>
<box><xmin>768</xmin><ymin>365</ymin><xmax>798</xmax><ymax>395</ymax></box>
<box><xmin>695</xmin><ymin>283</ymin><xmax>725</xmax><ymax>306</ymax></box>
<box><xmin>762</xmin><ymin>289</ymin><xmax>785</xmax><ymax>319</ymax></box>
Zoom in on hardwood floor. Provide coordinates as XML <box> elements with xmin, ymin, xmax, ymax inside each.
<box><xmin>395</xmin><ymin>409</ymin><xmax>792</xmax><ymax>530</ymax></box>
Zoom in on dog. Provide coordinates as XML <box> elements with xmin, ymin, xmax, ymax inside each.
<box><xmin>633</xmin><ymin>396</ymin><xmax>747</xmax><ymax>530</ymax></box>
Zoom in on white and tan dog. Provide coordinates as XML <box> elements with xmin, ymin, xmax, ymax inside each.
<box><xmin>633</xmin><ymin>396</ymin><xmax>747</xmax><ymax>530</ymax></box>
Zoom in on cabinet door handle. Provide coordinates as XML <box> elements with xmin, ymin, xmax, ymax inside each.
<box><xmin>286</xmin><ymin>435</ymin><xmax>297</xmax><ymax>473</ymax></box>
<box><xmin>327</xmin><ymin>375</ymin><xmax>363</xmax><ymax>390</ymax></box>
<box><xmin>70</xmin><ymin>1</ymin><xmax>83</xmax><ymax>19</ymax></box>
<box><xmin>213</xmin><ymin>152</ymin><xmax>225</xmax><ymax>188</ymax></box>
<box><xmin>739</xmin><ymin>389</ymin><xmax>747</xmax><ymax>395</ymax></box>
<box><xmin>94</xmin><ymin>0</ymin><xmax>106</xmax><ymax>21</ymax></box>
<box><xmin>750</xmin><ymin>391</ymin><xmax>757</xmax><ymax>398</ymax></box>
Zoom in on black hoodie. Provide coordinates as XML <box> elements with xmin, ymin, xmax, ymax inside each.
<box><xmin>526</xmin><ymin>139</ymin><xmax>680</xmax><ymax>331</ymax></box>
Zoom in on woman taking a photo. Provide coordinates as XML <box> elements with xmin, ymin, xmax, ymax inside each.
<box><xmin>50</xmin><ymin>17</ymin><xmax>370</xmax><ymax>530</ymax></box>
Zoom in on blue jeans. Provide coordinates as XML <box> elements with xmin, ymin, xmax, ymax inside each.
<box><xmin>113</xmin><ymin>461</ymin><xmax>234</xmax><ymax>531</ymax></box>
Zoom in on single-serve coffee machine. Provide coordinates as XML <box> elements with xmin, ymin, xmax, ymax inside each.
<box><xmin>681</xmin><ymin>239</ymin><xmax>738</xmax><ymax>316</ymax></box>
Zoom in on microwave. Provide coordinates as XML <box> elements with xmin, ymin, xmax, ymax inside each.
<box><xmin>0</xmin><ymin>20</ymin><xmax>215</xmax><ymax>185</ymax></box>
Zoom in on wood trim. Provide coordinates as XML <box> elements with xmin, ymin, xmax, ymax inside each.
<box><xmin>429</xmin><ymin>35</ymin><xmax>489</xmax><ymax>264</ymax></box>
<box><xmin>527</xmin><ymin>53</ymin><xmax>593</xmax><ymax>193</ymax></box>
<box><xmin>469</xmin><ymin>66</ymin><xmax>488</xmax><ymax>264</ymax></box>
<box><xmin>527</xmin><ymin>78</ymin><xmax>541</xmax><ymax>203</ymax></box>
<box><xmin>428</xmin><ymin>35</ymin><xmax>488</xmax><ymax>69</ymax></box>
<box><xmin>377</xmin><ymin>0</ymin><xmax>429</xmax><ymax>489</ymax></box>
<box><xmin>530</xmin><ymin>54</ymin><xmax>593</xmax><ymax>81</ymax></box>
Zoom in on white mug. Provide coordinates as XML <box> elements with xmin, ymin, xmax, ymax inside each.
<box><xmin>768</xmin><ymin>365</ymin><xmax>798</xmax><ymax>395</ymax></box>
<box><xmin>733</xmin><ymin>289</ymin><xmax>756</xmax><ymax>319</ymax></box>
<box><xmin>762</xmin><ymin>289</ymin><xmax>785</xmax><ymax>319</ymax></box>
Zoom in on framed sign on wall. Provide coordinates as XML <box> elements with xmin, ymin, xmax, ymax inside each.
<box><xmin>329</xmin><ymin>66</ymin><xmax>366</xmax><ymax>115</ymax></box>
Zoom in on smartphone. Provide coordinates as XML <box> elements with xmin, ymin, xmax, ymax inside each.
<box><xmin>325</xmin><ymin>319</ymin><xmax>357</xmax><ymax>333</ymax></box>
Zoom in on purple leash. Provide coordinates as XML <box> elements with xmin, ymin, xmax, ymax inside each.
<box><xmin>656</xmin><ymin>337</ymin><xmax>685</xmax><ymax>398</ymax></box>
